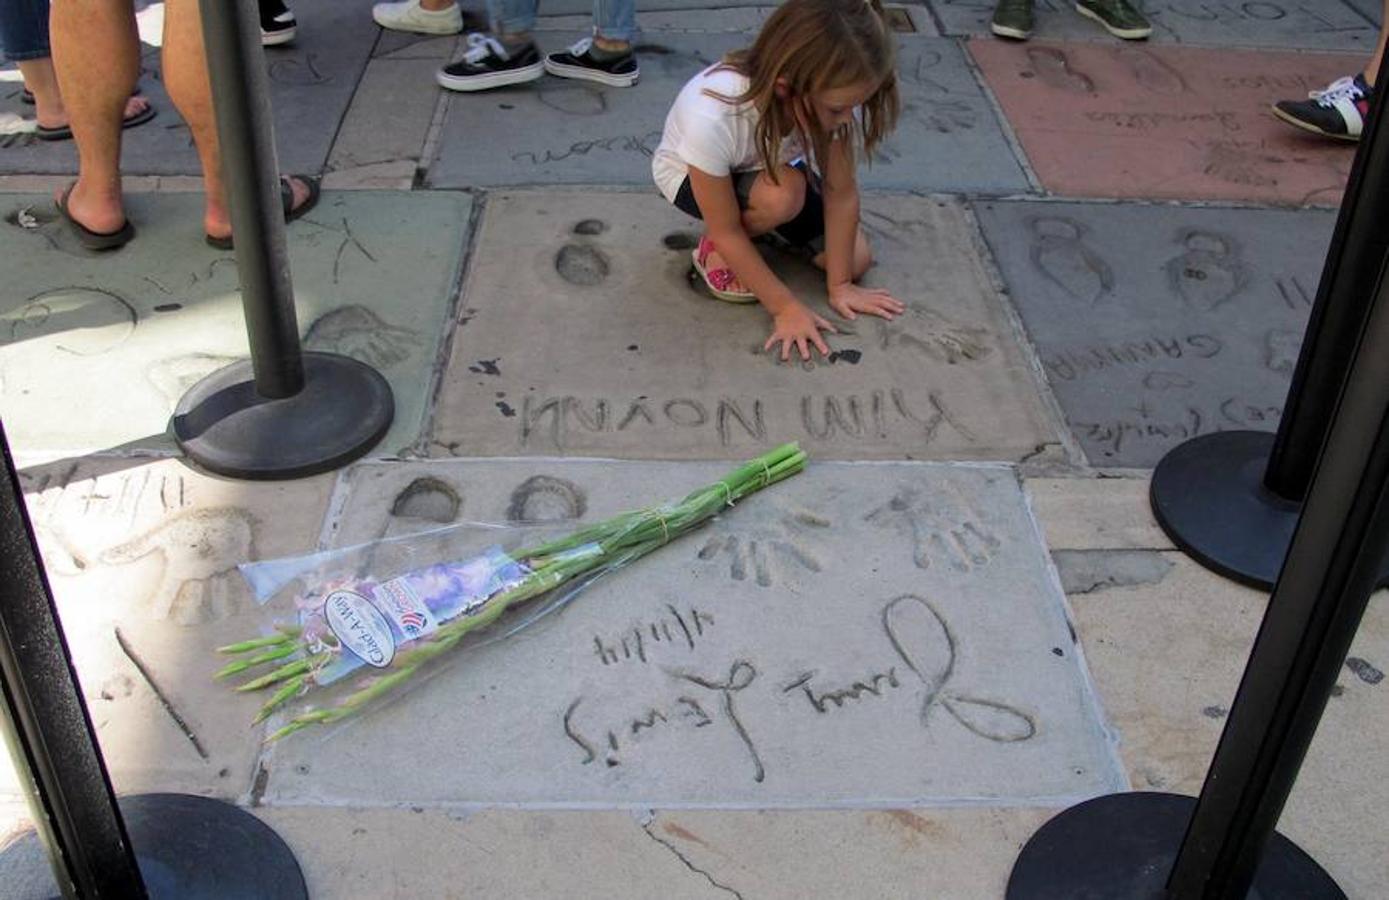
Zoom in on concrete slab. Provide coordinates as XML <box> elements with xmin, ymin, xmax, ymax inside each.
<box><xmin>431</xmin><ymin>191</ymin><xmax>1060</xmax><ymax>462</ymax></box>
<box><xmin>535</xmin><ymin>4</ymin><xmax>940</xmax><ymax>35</ymax></box>
<box><xmin>1068</xmin><ymin>558</ymin><xmax>1389</xmax><ymax>898</ymax></box>
<box><xmin>936</xmin><ymin>0</ymin><xmax>1377</xmax><ymax>50</ymax></box>
<box><xmin>0</xmin><ymin>190</ymin><xmax>470</xmax><ymax>459</ymax></box>
<box><xmin>1345</xmin><ymin>0</ymin><xmax>1381</xmax><ymax>25</ymax></box>
<box><xmin>0</xmin><ymin>0</ymin><xmax>378</xmax><ymax>176</ymax></box>
<box><xmin>426</xmin><ymin>35</ymin><xmax>1029</xmax><ymax>193</ymax></box>
<box><xmin>968</xmin><ymin>41</ymin><xmax>1361</xmax><ymax>204</ymax></box>
<box><xmin>262</xmin><ymin>458</ymin><xmax>1124</xmax><ymax>807</ymax></box>
<box><xmin>1025</xmin><ymin>476</ymin><xmax>1175</xmax><ymax>549</ymax></box>
<box><xmin>260</xmin><ymin>805</ymin><xmax>1052</xmax><ymax>899</ymax></box>
<box><xmin>973</xmin><ymin>199</ymin><xmax>1336</xmax><ymax>467</ymax></box>
<box><xmin>326</xmin><ymin>57</ymin><xmax>443</xmax><ymax>175</ymax></box>
<box><xmin>1</xmin><ymin>457</ymin><xmax>334</xmax><ymax>801</ymax></box>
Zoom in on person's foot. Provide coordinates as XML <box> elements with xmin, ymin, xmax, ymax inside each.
<box><xmin>203</xmin><ymin>174</ymin><xmax>319</xmax><ymax>247</ymax></box>
<box><xmin>543</xmin><ymin>37</ymin><xmax>639</xmax><ymax>87</ymax></box>
<box><xmin>1074</xmin><ymin>0</ymin><xmax>1151</xmax><ymax>39</ymax></box>
<box><xmin>372</xmin><ymin>0</ymin><xmax>464</xmax><ymax>34</ymax></box>
<box><xmin>436</xmin><ymin>34</ymin><xmax>544</xmax><ymax>92</ymax></box>
<box><xmin>692</xmin><ymin>235</ymin><xmax>756</xmax><ymax>302</ymax></box>
<box><xmin>261</xmin><ymin>0</ymin><xmax>298</xmax><ymax>46</ymax></box>
<box><xmin>991</xmin><ymin>0</ymin><xmax>1034</xmax><ymax>40</ymax></box>
<box><xmin>1272</xmin><ymin>74</ymin><xmax>1373</xmax><ymax>142</ymax></box>
<box><xmin>34</xmin><ymin>95</ymin><xmax>155</xmax><ymax>140</ymax></box>
<box><xmin>53</xmin><ymin>179</ymin><xmax>128</xmax><ymax>239</ymax></box>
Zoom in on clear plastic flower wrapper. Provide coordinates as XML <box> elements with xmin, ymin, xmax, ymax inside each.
<box><xmin>219</xmin><ymin>443</ymin><xmax>809</xmax><ymax>741</ymax></box>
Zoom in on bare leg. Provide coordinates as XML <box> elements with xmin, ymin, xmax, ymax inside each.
<box><xmin>162</xmin><ymin>0</ymin><xmax>309</xmax><ymax>241</ymax></box>
<box><xmin>21</xmin><ymin>56</ymin><xmax>150</xmax><ymax>131</ymax></box>
<box><xmin>49</xmin><ymin>0</ymin><xmax>139</xmax><ymax>233</ymax></box>
<box><xmin>698</xmin><ymin>166</ymin><xmax>806</xmax><ymax>293</ymax></box>
<box><xmin>1366</xmin><ymin>2</ymin><xmax>1389</xmax><ymax>87</ymax></box>
<box><xmin>812</xmin><ymin>229</ymin><xmax>873</xmax><ymax>280</ymax></box>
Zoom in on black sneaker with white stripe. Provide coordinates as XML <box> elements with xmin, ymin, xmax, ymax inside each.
<box><xmin>437</xmin><ymin>34</ymin><xmax>544</xmax><ymax>92</ymax></box>
<box><xmin>543</xmin><ymin>37</ymin><xmax>639</xmax><ymax>87</ymax></box>
<box><xmin>1272</xmin><ymin>74</ymin><xmax>1374</xmax><ymax>142</ymax></box>
<box><xmin>260</xmin><ymin>0</ymin><xmax>297</xmax><ymax>46</ymax></box>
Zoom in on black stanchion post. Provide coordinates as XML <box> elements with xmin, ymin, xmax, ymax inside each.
<box><xmin>1147</xmin><ymin>54</ymin><xmax>1389</xmax><ymax>590</ymax></box>
<box><xmin>0</xmin><ymin>422</ymin><xmax>145</xmax><ymax>897</ymax></box>
<box><xmin>172</xmin><ymin>0</ymin><xmax>394</xmax><ymax>480</ymax></box>
<box><xmin>0</xmin><ymin>419</ymin><xmax>310</xmax><ymax>898</ymax></box>
<box><xmin>1005</xmin><ymin>181</ymin><xmax>1389</xmax><ymax>900</ymax></box>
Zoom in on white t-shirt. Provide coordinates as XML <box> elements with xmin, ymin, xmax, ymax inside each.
<box><xmin>651</xmin><ymin>66</ymin><xmax>806</xmax><ymax>203</ymax></box>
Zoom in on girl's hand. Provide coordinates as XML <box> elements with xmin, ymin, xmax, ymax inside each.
<box><xmin>828</xmin><ymin>283</ymin><xmax>906</xmax><ymax>321</ymax></box>
<box><xmin>764</xmin><ymin>301</ymin><xmax>838</xmax><ymax>362</ymax></box>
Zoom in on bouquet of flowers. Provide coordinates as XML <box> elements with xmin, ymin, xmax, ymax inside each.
<box><xmin>218</xmin><ymin>443</ymin><xmax>808</xmax><ymax>741</ymax></box>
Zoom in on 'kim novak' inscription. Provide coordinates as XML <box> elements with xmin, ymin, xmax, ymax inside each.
<box><xmin>519</xmin><ymin>390</ymin><xmax>973</xmax><ymax>450</ymax></box>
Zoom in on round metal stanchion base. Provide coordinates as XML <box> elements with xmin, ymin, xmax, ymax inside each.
<box><xmin>1150</xmin><ymin>430</ymin><xmax>1302</xmax><ymax>590</ymax></box>
<box><xmin>1007</xmin><ymin>792</ymin><xmax>1343</xmax><ymax>899</ymax></box>
<box><xmin>0</xmin><ymin>793</ymin><xmax>308</xmax><ymax>899</ymax></box>
<box><xmin>173</xmin><ymin>351</ymin><xmax>393</xmax><ymax>480</ymax></box>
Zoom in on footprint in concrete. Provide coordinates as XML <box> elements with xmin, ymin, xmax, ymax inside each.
<box><xmin>305</xmin><ymin>305</ymin><xmax>422</xmax><ymax>369</ymax></box>
<box><xmin>539</xmin><ymin>86</ymin><xmax>607</xmax><ymax>116</ymax></box>
<box><xmin>390</xmin><ymin>477</ymin><xmax>461</xmax><ymax>523</ymax></box>
<box><xmin>1028</xmin><ymin>216</ymin><xmax>1114</xmax><ymax>306</ymax></box>
<box><xmin>1164</xmin><ymin>230</ymin><xmax>1248</xmax><ymax>313</ymax></box>
<box><xmin>573</xmin><ymin>219</ymin><xmax>608</xmax><ymax>236</ymax></box>
<box><xmin>2</xmin><ymin>287</ymin><xmax>138</xmax><ymax>355</ymax></box>
<box><xmin>1201</xmin><ymin>140</ymin><xmax>1279</xmax><ymax>189</ymax></box>
<box><xmin>1113</xmin><ymin>46</ymin><xmax>1188</xmax><ymax>94</ymax></box>
<box><xmin>556</xmin><ymin>243</ymin><xmax>611</xmax><ymax>286</ymax></box>
<box><xmin>1264</xmin><ymin>329</ymin><xmax>1301</xmax><ymax>375</ymax></box>
<box><xmin>507</xmin><ymin>475</ymin><xmax>587</xmax><ymax>523</ymax></box>
<box><xmin>1024</xmin><ymin>47</ymin><xmax>1095</xmax><ymax>95</ymax></box>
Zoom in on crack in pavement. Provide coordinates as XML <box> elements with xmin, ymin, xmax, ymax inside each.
<box><xmin>642</xmin><ymin>821</ymin><xmax>744</xmax><ymax>900</ymax></box>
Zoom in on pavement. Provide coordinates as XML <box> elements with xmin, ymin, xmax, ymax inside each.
<box><xmin>1</xmin><ymin>0</ymin><xmax>1387</xmax><ymax>896</ymax></box>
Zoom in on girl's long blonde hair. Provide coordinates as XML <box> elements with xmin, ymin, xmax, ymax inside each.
<box><xmin>709</xmin><ymin>0</ymin><xmax>900</xmax><ymax>184</ymax></box>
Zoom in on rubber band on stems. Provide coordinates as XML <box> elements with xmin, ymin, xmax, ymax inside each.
<box><xmin>716</xmin><ymin>481</ymin><xmax>734</xmax><ymax>507</ymax></box>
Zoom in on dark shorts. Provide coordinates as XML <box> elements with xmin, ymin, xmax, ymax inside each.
<box><xmin>671</xmin><ymin>162</ymin><xmax>826</xmax><ymax>253</ymax></box>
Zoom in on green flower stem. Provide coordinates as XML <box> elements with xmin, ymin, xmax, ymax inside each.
<box><xmin>215</xmin><ymin>642</ymin><xmax>301</xmax><ymax>680</ymax></box>
<box><xmin>254</xmin><ymin>674</ymin><xmax>309</xmax><ymax>724</ymax></box>
<box><xmin>216</xmin><ymin>629</ymin><xmax>301</xmax><ymax>655</ymax></box>
<box><xmin>236</xmin><ymin>653</ymin><xmax>330</xmax><ymax>692</ymax></box>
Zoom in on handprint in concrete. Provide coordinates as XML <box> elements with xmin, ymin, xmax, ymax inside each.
<box><xmin>98</xmin><ymin>507</ymin><xmax>259</xmax><ymax>624</ymax></box>
<box><xmin>864</xmin><ymin>484</ymin><xmax>1001</xmax><ymax>573</ymax></box>
<box><xmin>873</xmin><ymin>304</ymin><xmax>992</xmax><ymax>365</ymax></box>
<box><xmin>695</xmin><ymin>507</ymin><xmax>830</xmax><ymax>588</ymax></box>
<box><xmin>305</xmin><ymin>305</ymin><xmax>421</xmax><ymax>369</ymax></box>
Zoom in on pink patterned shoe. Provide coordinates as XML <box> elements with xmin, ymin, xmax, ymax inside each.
<box><xmin>692</xmin><ymin>235</ymin><xmax>756</xmax><ymax>303</ymax></box>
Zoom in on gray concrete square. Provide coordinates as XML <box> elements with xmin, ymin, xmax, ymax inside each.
<box><xmin>0</xmin><ymin>0</ymin><xmax>379</xmax><ymax>176</ymax></box>
<box><xmin>425</xmin><ymin>35</ymin><xmax>1029</xmax><ymax>193</ymax></box>
<box><xmin>262</xmin><ymin>458</ymin><xmax>1125</xmax><ymax>807</ymax></box>
<box><xmin>0</xmin><ymin>190</ymin><xmax>470</xmax><ymax>458</ymax></box>
<box><xmin>932</xmin><ymin>0</ymin><xmax>1379</xmax><ymax>50</ymax></box>
<box><xmin>972</xmin><ymin>199</ymin><xmax>1336</xmax><ymax>467</ymax></box>
<box><xmin>431</xmin><ymin>191</ymin><xmax>1061</xmax><ymax>462</ymax></box>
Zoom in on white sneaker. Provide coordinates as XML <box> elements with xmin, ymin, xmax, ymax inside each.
<box><xmin>372</xmin><ymin>0</ymin><xmax>464</xmax><ymax>34</ymax></box>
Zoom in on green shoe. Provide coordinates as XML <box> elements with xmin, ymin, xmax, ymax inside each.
<box><xmin>991</xmin><ymin>0</ymin><xmax>1034</xmax><ymax>39</ymax></box>
<box><xmin>1075</xmin><ymin>0</ymin><xmax>1151</xmax><ymax>39</ymax></box>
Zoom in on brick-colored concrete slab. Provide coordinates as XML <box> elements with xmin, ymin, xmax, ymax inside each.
<box><xmin>1069</xmin><ymin>558</ymin><xmax>1389</xmax><ymax>898</ymax></box>
<box><xmin>973</xmin><ymin>199</ymin><xmax>1335</xmax><ymax>467</ymax></box>
<box><xmin>936</xmin><ymin>0</ymin><xmax>1377</xmax><ymax>50</ymax></box>
<box><xmin>0</xmin><ymin>458</ymin><xmax>333</xmax><ymax>803</ymax></box>
<box><xmin>262</xmin><ymin>458</ymin><xmax>1123</xmax><ymax>807</ymax></box>
<box><xmin>0</xmin><ymin>190</ymin><xmax>469</xmax><ymax>458</ymax></box>
<box><xmin>432</xmin><ymin>191</ymin><xmax>1059</xmax><ymax>462</ymax></box>
<box><xmin>969</xmin><ymin>41</ymin><xmax>1361</xmax><ymax>203</ymax></box>
<box><xmin>0</xmin><ymin>0</ymin><xmax>378</xmax><ymax>176</ymax></box>
<box><xmin>427</xmin><ymin>35</ymin><xmax>1028</xmax><ymax>193</ymax></box>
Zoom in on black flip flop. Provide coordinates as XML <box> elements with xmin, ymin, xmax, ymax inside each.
<box><xmin>55</xmin><ymin>182</ymin><xmax>135</xmax><ymax>251</ymax></box>
<box><xmin>36</xmin><ymin>101</ymin><xmax>157</xmax><ymax>142</ymax></box>
<box><xmin>21</xmin><ymin>89</ymin><xmax>35</xmax><ymax>105</ymax></box>
<box><xmin>205</xmin><ymin>174</ymin><xmax>321</xmax><ymax>250</ymax></box>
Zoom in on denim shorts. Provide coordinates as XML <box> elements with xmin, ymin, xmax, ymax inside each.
<box><xmin>0</xmin><ymin>0</ymin><xmax>50</xmax><ymax>63</ymax></box>
<box><xmin>671</xmin><ymin>163</ymin><xmax>826</xmax><ymax>253</ymax></box>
